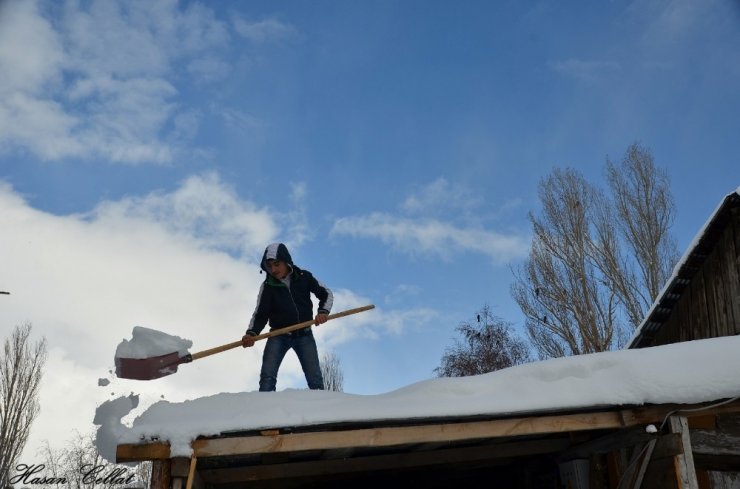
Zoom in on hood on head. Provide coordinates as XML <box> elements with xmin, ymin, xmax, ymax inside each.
<box><xmin>260</xmin><ymin>242</ymin><xmax>294</xmax><ymax>273</ymax></box>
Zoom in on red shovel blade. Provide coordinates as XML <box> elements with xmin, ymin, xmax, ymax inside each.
<box><xmin>115</xmin><ymin>351</ymin><xmax>187</xmax><ymax>380</ymax></box>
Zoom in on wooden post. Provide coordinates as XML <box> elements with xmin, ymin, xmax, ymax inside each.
<box><xmin>670</xmin><ymin>416</ymin><xmax>699</xmax><ymax>489</ymax></box>
<box><xmin>150</xmin><ymin>460</ymin><xmax>171</xmax><ymax>489</ymax></box>
<box><xmin>171</xmin><ymin>456</ymin><xmax>203</xmax><ymax>489</ymax></box>
<box><xmin>186</xmin><ymin>457</ymin><xmax>197</xmax><ymax>489</ymax></box>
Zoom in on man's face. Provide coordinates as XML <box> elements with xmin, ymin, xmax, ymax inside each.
<box><xmin>267</xmin><ymin>259</ymin><xmax>289</xmax><ymax>279</ymax></box>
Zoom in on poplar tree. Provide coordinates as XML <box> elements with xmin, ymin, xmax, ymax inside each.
<box><xmin>0</xmin><ymin>323</ymin><xmax>47</xmax><ymax>485</ymax></box>
<box><xmin>511</xmin><ymin>143</ymin><xmax>678</xmax><ymax>358</ymax></box>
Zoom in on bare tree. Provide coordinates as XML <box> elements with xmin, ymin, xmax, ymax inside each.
<box><xmin>37</xmin><ymin>431</ymin><xmax>152</xmax><ymax>489</ymax></box>
<box><xmin>511</xmin><ymin>143</ymin><xmax>678</xmax><ymax>359</ymax></box>
<box><xmin>320</xmin><ymin>351</ymin><xmax>344</xmax><ymax>392</ymax></box>
<box><xmin>0</xmin><ymin>323</ymin><xmax>47</xmax><ymax>486</ymax></box>
<box><xmin>603</xmin><ymin>143</ymin><xmax>679</xmax><ymax>327</ymax></box>
<box><xmin>436</xmin><ymin>305</ymin><xmax>531</xmax><ymax>377</ymax></box>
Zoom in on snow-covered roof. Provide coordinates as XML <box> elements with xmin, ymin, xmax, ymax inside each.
<box><xmin>628</xmin><ymin>187</ymin><xmax>740</xmax><ymax>348</ymax></box>
<box><xmin>98</xmin><ymin>334</ymin><xmax>740</xmax><ymax>461</ymax></box>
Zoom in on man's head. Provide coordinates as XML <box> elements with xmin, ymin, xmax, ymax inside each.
<box><xmin>261</xmin><ymin>243</ymin><xmax>294</xmax><ymax>278</ymax></box>
<box><xmin>266</xmin><ymin>259</ymin><xmax>290</xmax><ymax>279</ymax></box>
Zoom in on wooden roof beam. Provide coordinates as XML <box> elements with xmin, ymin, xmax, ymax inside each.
<box><xmin>116</xmin><ymin>399</ymin><xmax>740</xmax><ymax>464</ymax></box>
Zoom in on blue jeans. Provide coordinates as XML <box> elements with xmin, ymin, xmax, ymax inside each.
<box><xmin>259</xmin><ymin>331</ymin><xmax>324</xmax><ymax>392</ymax></box>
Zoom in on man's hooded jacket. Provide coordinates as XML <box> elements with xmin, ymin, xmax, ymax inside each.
<box><xmin>246</xmin><ymin>243</ymin><xmax>333</xmax><ymax>335</ymax></box>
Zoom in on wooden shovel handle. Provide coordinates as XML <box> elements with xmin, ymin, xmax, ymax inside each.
<box><xmin>190</xmin><ymin>304</ymin><xmax>375</xmax><ymax>361</ymax></box>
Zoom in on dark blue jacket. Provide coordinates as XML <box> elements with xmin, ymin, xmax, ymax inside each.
<box><xmin>246</xmin><ymin>243</ymin><xmax>333</xmax><ymax>335</ymax></box>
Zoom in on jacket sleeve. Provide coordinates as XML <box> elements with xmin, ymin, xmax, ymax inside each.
<box><xmin>309</xmin><ymin>274</ymin><xmax>333</xmax><ymax>315</ymax></box>
<box><xmin>246</xmin><ymin>282</ymin><xmax>270</xmax><ymax>335</ymax></box>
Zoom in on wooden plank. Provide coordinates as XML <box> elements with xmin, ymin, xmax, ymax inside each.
<box><xmin>702</xmin><ymin>252</ymin><xmax>720</xmax><ymax>339</ymax></box>
<box><xmin>558</xmin><ymin>427</ymin><xmax>654</xmax><ymax>460</ymax></box>
<box><xmin>652</xmin><ymin>433</ymin><xmax>684</xmax><ymax>460</ymax></box>
<box><xmin>198</xmin><ymin>437</ymin><xmax>571</xmax><ymax>484</ymax></box>
<box><xmin>714</xmin><ymin>227</ymin><xmax>732</xmax><ymax>336</ymax></box>
<box><xmin>670</xmin><ymin>416</ymin><xmax>699</xmax><ymax>489</ymax></box>
<box><xmin>710</xmin><ymin>227</ymin><xmax>734</xmax><ymax>338</ymax></box>
<box><xmin>185</xmin><ymin>457</ymin><xmax>197</xmax><ymax>489</ymax></box>
<box><xmin>687</xmin><ymin>415</ymin><xmax>716</xmax><ymax>430</ymax></box>
<box><xmin>117</xmin><ymin>441</ymin><xmax>170</xmax><ymax>462</ymax></box>
<box><xmin>643</xmin><ymin>456</ymin><xmax>679</xmax><ymax>489</ymax></box>
<box><xmin>696</xmin><ymin>470</ymin><xmax>711</xmax><ymax>489</ymax></box>
<box><xmin>149</xmin><ymin>460</ymin><xmax>171</xmax><ymax>489</ymax></box>
<box><xmin>191</xmin><ymin>411</ymin><xmax>626</xmax><ymax>458</ymax></box>
<box><xmin>692</xmin><ymin>454</ymin><xmax>740</xmax><ymax>472</ymax></box>
<box><xmin>724</xmin><ymin>211</ymin><xmax>740</xmax><ymax>333</ymax></box>
<box><xmin>606</xmin><ymin>450</ymin><xmax>625</xmax><ymax>489</ymax></box>
<box><xmin>633</xmin><ymin>439</ymin><xmax>657</xmax><ymax>489</ymax></box>
<box><xmin>690</xmin><ymin>429</ymin><xmax>740</xmax><ymax>457</ymax></box>
<box><xmin>170</xmin><ymin>458</ymin><xmax>191</xmax><ymax>477</ymax></box>
<box><xmin>621</xmin><ymin>399</ymin><xmax>740</xmax><ymax>426</ymax></box>
<box><xmin>618</xmin><ymin>441</ymin><xmax>650</xmax><ymax>488</ymax></box>
<box><xmin>673</xmin><ymin>288</ymin><xmax>691</xmax><ymax>344</ymax></box>
<box><xmin>688</xmin><ymin>275</ymin><xmax>705</xmax><ymax>342</ymax></box>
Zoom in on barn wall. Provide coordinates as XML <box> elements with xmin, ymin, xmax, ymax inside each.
<box><xmin>651</xmin><ymin>207</ymin><xmax>740</xmax><ymax>347</ymax></box>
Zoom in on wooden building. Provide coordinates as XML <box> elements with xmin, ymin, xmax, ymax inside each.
<box><xmin>629</xmin><ymin>190</ymin><xmax>740</xmax><ymax>348</ymax></box>
<box><xmin>118</xmin><ymin>190</ymin><xmax>740</xmax><ymax>489</ymax></box>
<box><xmin>627</xmin><ymin>189</ymin><xmax>740</xmax><ymax>488</ymax></box>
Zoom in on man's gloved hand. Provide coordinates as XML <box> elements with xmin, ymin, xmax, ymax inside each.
<box><xmin>242</xmin><ymin>332</ymin><xmax>256</xmax><ymax>348</ymax></box>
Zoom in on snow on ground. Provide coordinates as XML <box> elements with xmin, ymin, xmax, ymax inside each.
<box><xmin>95</xmin><ymin>334</ymin><xmax>740</xmax><ymax>460</ymax></box>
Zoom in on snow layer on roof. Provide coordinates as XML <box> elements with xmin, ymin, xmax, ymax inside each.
<box><xmin>96</xmin><ymin>335</ymin><xmax>740</xmax><ymax>460</ymax></box>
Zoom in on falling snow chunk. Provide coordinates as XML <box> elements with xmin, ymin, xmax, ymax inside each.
<box><xmin>98</xmin><ymin>378</ymin><xmax>111</xmax><ymax>386</ymax></box>
<box><xmin>93</xmin><ymin>394</ymin><xmax>140</xmax><ymax>462</ymax></box>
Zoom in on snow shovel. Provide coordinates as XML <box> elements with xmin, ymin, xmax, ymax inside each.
<box><xmin>115</xmin><ymin>304</ymin><xmax>375</xmax><ymax>381</ymax></box>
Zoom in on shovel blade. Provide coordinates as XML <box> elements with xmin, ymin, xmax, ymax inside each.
<box><xmin>115</xmin><ymin>351</ymin><xmax>184</xmax><ymax>380</ymax></box>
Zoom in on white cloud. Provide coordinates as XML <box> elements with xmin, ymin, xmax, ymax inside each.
<box><xmin>312</xmin><ymin>289</ymin><xmax>435</xmax><ymax>347</ymax></box>
<box><xmin>383</xmin><ymin>284</ymin><xmax>421</xmax><ymax>306</ymax></box>
<box><xmin>0</xmin><ymin>176</ymin><xmax>411</xmax><ymax>463</ymax></box>
<box><xmin>187</xmin><ymin>57</ymin><xmax>232</xmax><ymax>83</ymax></box>
<box><xmin>0</xmin><ymin>0</ymin><xmax>230</xmax><ymax>164</ymax></box>
<box><xmin>401</xmin><ymin>178</ymin><xmax>482</xmax><ymax>216</ymax></box>
<box><xmin>0</xmin><ymin>177</ymin><xmax>268</xmax><ymax>462</ymax></box>
<box><xmin>0</xmin><ymin>1</ymin><xmax>64</xmax><ymax>95</ymax></box>
<box><xmin>331</xmin><ymin>213</ymin><xmax>528</xmax><ymax>264</ymax></box>
<box><xmin>290</xmin><ymin>182</ymin><xmax>307</xmax><ymax>203</ymax></box>
<box><xmin>549</xmin><ymin>58</ymin><xmax>622</xmax><ymax>82</ymax></box>
<box><xmin>627</xmin><ymin>0</ymin><xmax>722</xmax><ymax>45</ymax></box>
<box><xmin>331</xmin><ymin>179</ymin><xmax>529</xmax><ymax>264</ymax></box>
<box><xmin>218</xmin><ymin>106</ymin><xmax>267</xmax><ymax>132</ymax></box>
<box><xmin>233</xmin><ymin>16</ymin><xmax>297</xmax><ymax>43</ymax></box>
<box><xmin>90</xmin><ymin>172</ymin><xmax>279</xmax><ymax>256</ymax></box>
<box><xmin>0</xmin><ymin>93</ymin><xmax>85</xmax><ymax>159</ymax></box>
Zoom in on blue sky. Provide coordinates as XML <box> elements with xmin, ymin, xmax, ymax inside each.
<box><xmin>1</xmin><ymin>0</ymin><xmax>739</xmax><ymax>460</ymax></box>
